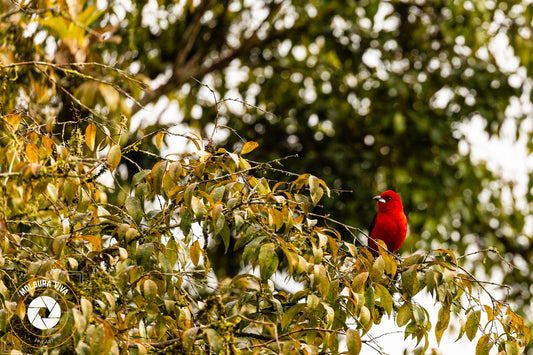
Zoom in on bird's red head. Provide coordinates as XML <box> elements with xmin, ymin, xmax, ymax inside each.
<box><xmin>373</xmin><ymin>190</ymin><xmax>403</xmax><ymax>213</ymax></box>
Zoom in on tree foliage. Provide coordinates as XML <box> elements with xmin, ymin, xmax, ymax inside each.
<box><xmin>0</xmin><ymin>111</ymin><xmax>528</xmax><ymax>354</ymax></box>
<box><xmin>1</xmin><ymin>0</ymin><xmax>532</xmax><ymax>353</ymax></box>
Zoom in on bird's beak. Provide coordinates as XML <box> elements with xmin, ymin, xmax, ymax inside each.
<box><xmin>373</xmin><ymin>195</ymin><xmax>386</xmax><ymax>203</ymax></box>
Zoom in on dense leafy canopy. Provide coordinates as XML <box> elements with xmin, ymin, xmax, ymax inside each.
<box><xmin>0</xmin><ymin>113</ymin><xmax>528</xmax><ymax>354</ymax></box>
<box><xmin>0</xmin><ymin>0</ymin><xmax>532</xmax><ymax>353</ymax></box>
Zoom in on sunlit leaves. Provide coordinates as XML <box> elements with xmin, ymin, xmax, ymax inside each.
<box><xmin>240</xmin><ymin>141</ymin><xmax>259</xmax><ymax>155</ymax></box>
<box><xmin>155</xmin><ymin>132</ymin><xmax>165</xmax><ymax>149</ymax></box>
<box><xmin>85</xmin><ymin>123</ymin><xmax>97</xmax><ymax>151</ymax></box>
<box><xmin>107</xmin><ymin>145</ymin><xmax>121</xmax><ymax>171</ymax></box>
<box><xmin>0</xmin><ymin>111</ymin><xmax>528</xmax><ymax>355</ymax></box>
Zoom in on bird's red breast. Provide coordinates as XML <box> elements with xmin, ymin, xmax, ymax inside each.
<box><xmin>368</xmin><ymin>190</ymin><xmax>408</xmax><ymax>253</ymax></box>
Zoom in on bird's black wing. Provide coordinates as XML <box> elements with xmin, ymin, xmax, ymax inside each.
<box><xmin>368</xmin><ymin>214</ymin><xmax>377</xmax><ymax>236</ymax></box>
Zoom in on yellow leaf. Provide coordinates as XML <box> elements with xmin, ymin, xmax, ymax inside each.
<box><xmin>191</xmin><ymin>196</ymin><xmax>207</xmax><ymax>219</ymax></box>
<box><xmin>4</xmin><ymin>111</ymin><xmax>21</xmax><ymax>131</ymax></box>
<box><xmin>351</xmin><ymin>272</ymin><xmax>369</xmax><ymax>293</ymax></box>
<box><xmin>143</xmin><ymin>279</ymin><xmax>158</xmax><ymax>300</ymax></box>
<box><xmin>98</xmin><ymin>84</ymin><xmax>120</xmax><ymax>111</ymax></box>
<box><xmin>186</xmin><ymin>132</ymin><xmax>203</xmax><ymax>151</ymax></box>
<box><xmin>85</xmin><ymin>123</ymin><xmax>97</xmax><ymax>151</ymax></box>
<box><xmin>346</xmin><ymin>329</ymin><xmax>361</xmax><ymax>355</ymax></box>
<box><xmin>476</xmin><ymin>334</ymin><xmax>493</xmax><ymax>355</ymax></box>
<box><xmin>435</xmin><ymin>306</ymin><xmax>450</xmax><ymax>345</ymax></box>
<box><xmin>241</xmin><ymin>141</ymin><xmax>259</xmax><ymax>154</ymax></box>
<box><xmin>41</xmin><ymin>135</ymin><xmax>55</xmax><ymax>158</ymax></box>
<box><xmin>190</xmin><ymin>240</ymin><xmax>201</xmax><ymax>266</ymax></box>
<box><xmin>82</xmin><ymin>235</ymin><xmax>102</xmax><ymax>251</ymax></box>
<box><xmin>155</xmin><ymin>131</ymin><xmax>165</xmax><ymax>149</ymax></box>
<box><xmin>26</xmin><ymin>143</ymin><xmax>39</xmax><ymax>163</ymax></box>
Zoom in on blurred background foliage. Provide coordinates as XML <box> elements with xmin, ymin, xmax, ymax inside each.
<box><xmin>1</xmin><ymin>0</ymin><xmax>533</xmax><ymax>343</ymax></box>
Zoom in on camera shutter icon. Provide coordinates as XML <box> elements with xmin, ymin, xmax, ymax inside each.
<box><xmin>27</xmin><ymin>296</ymin><xmax>61</xmax><ymax>330</ymax></box>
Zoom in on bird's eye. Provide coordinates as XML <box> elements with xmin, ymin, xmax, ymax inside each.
<box><xmin>386</xmin><ymin>196</ymin><xmax>392</xmax><ymax>201</ymax></box>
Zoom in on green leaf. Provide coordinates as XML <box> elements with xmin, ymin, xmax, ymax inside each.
<box><xmin>401</xmin><ymin>265</ymin><xmax>419</xmax><ymax>297</ymax></box>
<box><xmin>374</xmin><ymin>284</ymin><xmax>393</xmax><ymax>317</ymax></box>
<box><xmin>182</xmin><ymin>327</ymin><xmax>199</xmax><ymax>353</ymax></box>
<box><xmin>133</xmin><ymin>170</ymin><xmax>151</xmax><ymax>187</ymax></box>
<box><xmin>351</xmin><ymin>272</ymin><xmax>369</xmax><ymax>293</ymax></box>
<box><xmin>258</xmin><ymin>243</ymin><xmax>279</xmax><ymax>281</ymax></box>
<box><xmin>210</xmin><ymin>185</ymin><xmax>226</xmax><ymax>203</ymax></box>
<box><xmin>203</xmin><ymin>328</ymin><xmax>223</xmax><ymax>353</ymax></box>
<box><xmin>314</xmin><ymin>264</ymin><xmax>330</xmax><ymax>296</ymax></box>
<box><xmin>191</xmin><ymin>196</ymin><xmax>207</xmax><ymax>220</ymax></box>
<box><xmin>396</xmin><ymin>303</ymin><xmax>412</xmax><ymax>327</ymax></box>
<box><xmin>364</xmin><ymin>286</ymin><xmax>375</xmax><ymax>312</ymax></box>
<box><xmin>412</xmin><ymin>305</ymin><xmax>426</xmax><ymax>326</ymax></box>
<box><xmin>0</xmin><ymin>309</ymin><xmax>6</xmax><ymax>332</ymax></box>
<box><xmin>143</xmin><ymin>279</ymin><xmax>158</xmax><ymax>300</ymax></box>
<box><xmin>135</xmin><ymin>243</ymin><xmax>154</xmax><ymax>266</ymax></box>
<box><xmin>63</xmin><ymin>179</ymin><xmax>76</xmax><ymax>203</ymax></box>
<box><xmin>184</xmin><ymin>183</ymin><xmax>197</xmax><ymax>207</ymax></box>
<box><xmin>475</xmin><ymin>334</ymin><xmax>492</xmax><ymax>355</ymax></box>
<box><xmin>346</xmin><ymin>329</ymin><xmax>361</xmax><ymax>355</ymax></box>
<box><xmin>370</xmin><ymin>256</ymin><xmax>385</xmax><ymax>280</ymax></box>
<box><xmin>214</xmin><ymin>212</ymin><xmax>225</xmax><ymax>234</ymax></box>
<box><xmin>151</xmin><ymin>161</ymin><xmax>166</xmax><ymax>195</ymax></box>
<box><xmin>307</xmin><ymin>293</ymin><xmax>319</xmax><ymax>310</ymax></box>
<box><xmin>242</xmin><ymin>234</ymin><xmax>264</xmax><ymax>266</ymax></box>
<box><xmin>125</xmin><ymin>196</ymin><xmax>143</xmax><ymax>224</ymax></box>
<box><xmin>47</xmin><ymin>183</ymin><xmax>58</xmax><ymax>203</ymax></box>
<box><xmin>107</xmin><ymin>145</ymin><xmax>121</xmax><ymax>171</ymax></box>
<box><xmin>281</xmin><ymin>303</ymin><xmax>305</xmax><ymax>331</ymax></box>
<box><xmin>163</xmin><ymin>161</ymin><xmax>182</xmax><ymax>192</ymax></box>
<box><xmin>321</xmin><ymin>301</ymin><xmax>335</xmax><ymax>328</ymax></box>
<box><xmin>382</xmin><ymin>251</ymin><xmax>397</xmax><ymax>277</ymax></box>
<box><xmin>435</xmin><ymin>306</ymin><xmax>450</xmax><ymax>345</ymax></box>
<box><xmin>505</xmin><ymin>339</ymin><xmax>520</xmax><ymax>355</ymax></box>
<box><xmin>455</xmin><ymin>317</ymin><xmax>466</xmax><ymax>342</ymax></box>
<box><xmin>219</xmin><ymin>221</ymin><xmax>230</xmax><ymax>253</ymax></box>
<box><xmin>466</xmin><ymin>310</ymin><xmax>481</xmax><ymax>341</ymax></box>
<box><xmin>359</xmin><ymin>306</ymin><xmax>372</xmax><ymax>330</ymax></box>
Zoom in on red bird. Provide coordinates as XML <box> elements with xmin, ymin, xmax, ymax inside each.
<box><xmin>368</xmin><ymin>190</ymin><xmax>408</xmax><ymax>254</ymax></box>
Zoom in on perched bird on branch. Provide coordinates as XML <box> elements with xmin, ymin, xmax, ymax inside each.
<box><xmin>368</xmin><ymin>190</ymin><xmax>407</xmax><ymax>255</ymax></box>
